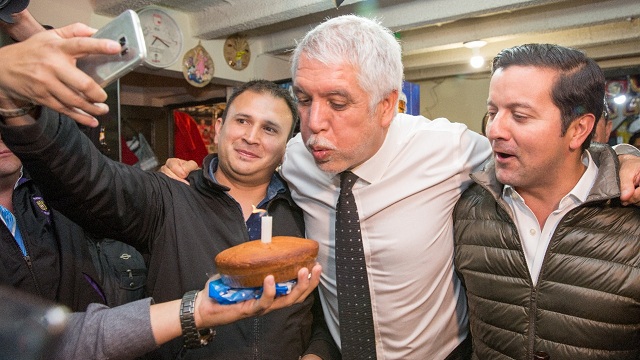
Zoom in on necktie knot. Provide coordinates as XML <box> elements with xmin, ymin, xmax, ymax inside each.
<box><xmin>339</xmin><ymin>171</ymin><xmax>358</xmax><ymax>194</ymax></box>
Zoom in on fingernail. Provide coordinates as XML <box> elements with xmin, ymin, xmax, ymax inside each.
<box><xmin>94</xmin><ymin>103</ymin><xmax>109</xmax><ymax>112</ymax></box>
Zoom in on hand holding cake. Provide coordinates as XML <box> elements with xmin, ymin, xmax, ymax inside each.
<box><xmin>196</xmin><ymin>262</ymin><xmax>322</xmax><ymax>328</ymax></box>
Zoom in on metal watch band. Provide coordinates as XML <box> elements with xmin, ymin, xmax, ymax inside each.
<box><xmin>179</xmin><ymin>290</ymin><xmax>215</xmax><ymax>349</ymax></box>
<box><xmin>0</xmin><ymin>103</ymin><xmax>36</xmax><ymax>118</ymax></box>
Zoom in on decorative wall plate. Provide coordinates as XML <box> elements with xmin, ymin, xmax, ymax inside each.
<box><xmin>182</xmin><ymin>42</ymin><xmax>214</xmax><ymax>87</ymax></box>
<box><xmin>223</xmin><ymin>34</ymin><xmax>250</xmax><ymax>71</ymax></box>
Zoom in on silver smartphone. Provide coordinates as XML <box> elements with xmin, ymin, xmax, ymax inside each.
<box><xmin>77</xmin><ymin>10</ymin><xmax>147</xmax><ymax>88</ymax></box>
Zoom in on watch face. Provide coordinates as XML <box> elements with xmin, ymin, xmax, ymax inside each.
<box><xmin>138</xmin><ymin>8</ymin><xmax>183</xmax><ymax>69</ymax></box>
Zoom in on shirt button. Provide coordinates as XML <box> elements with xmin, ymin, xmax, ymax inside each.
<box><xmin>529</xmin><ymin>229</ymin><xmax>536</xmax><ymax>236</ymax></box>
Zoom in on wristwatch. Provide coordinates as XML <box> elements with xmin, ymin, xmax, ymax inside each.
<box><xmin>179</xmin><ymin>290</ymin><xmax>215</xmax><ymax>349</ymax></box>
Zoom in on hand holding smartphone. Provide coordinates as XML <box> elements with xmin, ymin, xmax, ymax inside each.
<box><xmin>76</xmin><ymin>10</ymin><xmax>147</xmax><ymax>88</ymax></box>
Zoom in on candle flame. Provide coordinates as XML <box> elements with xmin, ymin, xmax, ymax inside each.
<box><xmin>252</xmin><ymin>205</ymin><xmax>268</xmax><ymax>216</ymax></box>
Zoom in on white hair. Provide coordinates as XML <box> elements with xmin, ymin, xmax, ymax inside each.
<box><xmin>291</xmin><ymin>15</ymin><xmax>404</xmax><ymax>112</ymax></box>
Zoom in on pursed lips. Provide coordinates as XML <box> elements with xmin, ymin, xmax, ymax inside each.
<box><xmin>310</xmin><ymin>146</ymin><xmax>332</xmax><ymax>162</ymax></box>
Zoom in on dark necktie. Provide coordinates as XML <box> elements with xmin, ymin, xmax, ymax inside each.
<box><xmin>335</xmin><ymin>171</ymin><xmax>377</xmax><ymax>359</ymax></box>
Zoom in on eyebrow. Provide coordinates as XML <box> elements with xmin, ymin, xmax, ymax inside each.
<box><xmin>487</xmin><ymin>100</ymin><xmax>534</xmax><ymax>110</ymax></box>
<box><xmin>233</xmin><ymin>112</ymin><xmax>284</xmax><ymax>132</ymax></box>
<box><xmin>292</xmin><ymin>85</ymin><xmax>351</xmax><ymax>100</ymax></box>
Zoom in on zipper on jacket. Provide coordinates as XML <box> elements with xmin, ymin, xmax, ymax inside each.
<box><xmin>9</xmin><ymin>204</ymin><xmax>45</xmax><ymax>298</ymax></box>
<box><xmin>17</xmin><ymin>221</ymin><xmax>44</xmax><ymax>298</ymax></box>
<box><xmin>23</xmin><ymin>254</ymin><xmax>44</xmax><ymax>297</ymax></box>
<box><xmin>528</xmin><ymin>286</ymin><xmax>538</xmax><ymax>359</ymax></box>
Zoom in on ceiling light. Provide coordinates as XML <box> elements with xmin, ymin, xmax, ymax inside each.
<box><xmin>463</xmin><ymin>40</ymin><xmax>487</xmax><ymax>49</ymax></box>
<box><xmin>470</xmin><ymin>55</ymin><xmax>485</xmax><ymax>68</ymax></box>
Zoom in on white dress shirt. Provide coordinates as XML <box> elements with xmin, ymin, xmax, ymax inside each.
<box><xmin>281</xmin><ymin>113</ymin><xmax>491</xmax><ymax>359</ymax></box>
<box><xmin>502</xmin><ymin>151</ymin><xmax>598</xmax><ymax>285</ymax></box>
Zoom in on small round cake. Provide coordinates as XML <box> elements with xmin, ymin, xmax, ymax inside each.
<box><xmin>215</xmin><ymin>236</ymin><xmax>319</xmax><ymax>288</ymax></box>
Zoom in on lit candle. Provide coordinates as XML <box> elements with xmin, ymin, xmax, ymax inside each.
<box><xmin>261</xmin><ymin>215</ymin><xmax>272</xmax><ymax>244</ymax></box>
<box><xmin>252</xmin><ymin>205</ymin><xmax>272</xmax><ymax>244</ymax></box>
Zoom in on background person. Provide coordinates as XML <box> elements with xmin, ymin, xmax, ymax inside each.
<box><xmin>0</xmin><ymin>2</ymin><xmax>145</xmax><ymax>311</ymax></box>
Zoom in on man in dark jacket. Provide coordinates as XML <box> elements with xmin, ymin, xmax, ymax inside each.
<box><xmin>0</xmin><ymin>135</ymin><xmax>107</xmax><ymax>311</ymax></box>
<box><xmin>0</xmin><ymin>0</ymin><xmax>148</xmax><ymax>312</ymax></box>
<box><xmin>0</xmin><ymin>80</ymin><xmax>337</xmax><ymax>360</ymax></box>
<box><xmin>453</xmin><ymin>44</ymin><xmax>640</xmax><ymax>359</ymax></box>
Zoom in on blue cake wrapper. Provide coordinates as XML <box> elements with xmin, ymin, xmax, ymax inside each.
<box><xmin>208</xmin><ymin>277</ymin><xmax>295</xmax><ymax>305</ymax></box>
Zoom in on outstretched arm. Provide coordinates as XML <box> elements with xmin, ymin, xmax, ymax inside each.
<box><xmin>0</xmin><ymin>22</ymin><xmax>121</xmax><ymax>125</ymax></box>
<box><xmin>0</xmin><ymin>9</ymin><xmax>46</xmax><ymax>41</ymax></box>
<box><xmin>151</xmin><ymin>264</ymin><xmax>322</xmax><ymax>345</ymax></box>
<box><xmin>57</xmin><ymin>265</ymin><xmax>322</xmax><ymax>360</ymax></box>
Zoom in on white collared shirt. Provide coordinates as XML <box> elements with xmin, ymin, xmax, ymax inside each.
<box><xmin>281</xmin><ymin>113</ymin><xmax>491</xmax><ymax>359</ymax></box>
<box><xmin>502</xmin><ymin>151</ymin><xmax>598</xmax><ymax>285</ymax></box>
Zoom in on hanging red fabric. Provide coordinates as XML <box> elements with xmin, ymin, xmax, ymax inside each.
<box><xmin>173</xmin><ymin>110</ymin><xmax>209</xmax><ymax>166</ymax></box>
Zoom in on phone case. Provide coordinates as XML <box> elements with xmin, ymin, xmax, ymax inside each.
<box><xmin>77</xmin><ymin>10</ymin><xmax>147</xmax><ymax>88</ymax></box>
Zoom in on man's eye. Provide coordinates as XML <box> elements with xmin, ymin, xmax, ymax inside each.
<box><xmin>330</xmin><ymin>102</ymin><xmax>346</xmax><ymax>110</ymax></box>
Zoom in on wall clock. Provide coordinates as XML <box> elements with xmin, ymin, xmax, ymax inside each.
<box><xmin>223</xmin><ymin>34</ymin><xmax>250</xmax><ymax>71</ymax></box>
<box><xmin>138</xmin><ymin>7</ymin><xmax>184</xmax><ymax>69</ymax></box>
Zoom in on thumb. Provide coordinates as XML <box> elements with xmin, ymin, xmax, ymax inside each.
<box><xmin>620</xmin><ymin>187</ymin><xmax>633</xmax><ymax>203</ymax></box>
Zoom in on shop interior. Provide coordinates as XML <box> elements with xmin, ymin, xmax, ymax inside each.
<box><xmin>25</xmin><ymin>0</ymin><xmax>640</xmax><ymax>168</ymax></box>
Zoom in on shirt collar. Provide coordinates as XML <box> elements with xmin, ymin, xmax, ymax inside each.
<box><xmin>502</xmin><ymin>150</ymin><xmax>598</xmax><ymax>208</ymax></box>
<box><xmin>207</xmin><ymin>156</ymin><xmax>286</xmax><ymax>202</ymax></box>
<box><xmin>15</xmin><ymin>166</ymin><xmax>27</xmax><ymax>189</ymax></box>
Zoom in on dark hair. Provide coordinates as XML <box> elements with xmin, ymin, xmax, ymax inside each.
<box><xmin>221</xmin><ymin>80</ymin><xmax>300</xmax><ymax>139</ymax></box>
<box><xmin>629</xmin><ymin>132</ymin><xmax>640</xmax><ymax>147</ymax></box>
<box><xmin>491</xmin><ymin>44</ymin><xmax>605</xmax><ymax>150</ymax></box>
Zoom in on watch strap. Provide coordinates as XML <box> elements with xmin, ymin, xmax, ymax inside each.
<box><xmin>180</xmin><ymin>290</ymin><xmax>214</xmax><ymax>349</ymax></box>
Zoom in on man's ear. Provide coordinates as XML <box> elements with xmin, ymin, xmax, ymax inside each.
<box><xmin>213</xmin><ymin>118</ymin><xmax>223</xmax><ymax>146</ymax></box>
<box><xmin>569</xmin><ymin>113</ymin><xmax>596</xmax><ymax>150</ymax></box>
<box><xmin>378</xmin><ymin>90</ymin><xmax>399</xmax><ymax>129</ymax></box>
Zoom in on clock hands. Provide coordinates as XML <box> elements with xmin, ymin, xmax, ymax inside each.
<box><xmin>151</xmin><ymin>35</ymin><xmax>170</xmax><ymax>47</ymax></box>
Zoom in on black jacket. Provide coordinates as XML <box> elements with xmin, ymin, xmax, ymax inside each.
<box><xmin>1</xmin><ymin>109</ymin><xmax>340</xmax><ymax>360</ymax></box>
<box><xmin>0</xmin><ymin>175</ymin><xmax>105</xmax><ymax>311</ymax></box>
